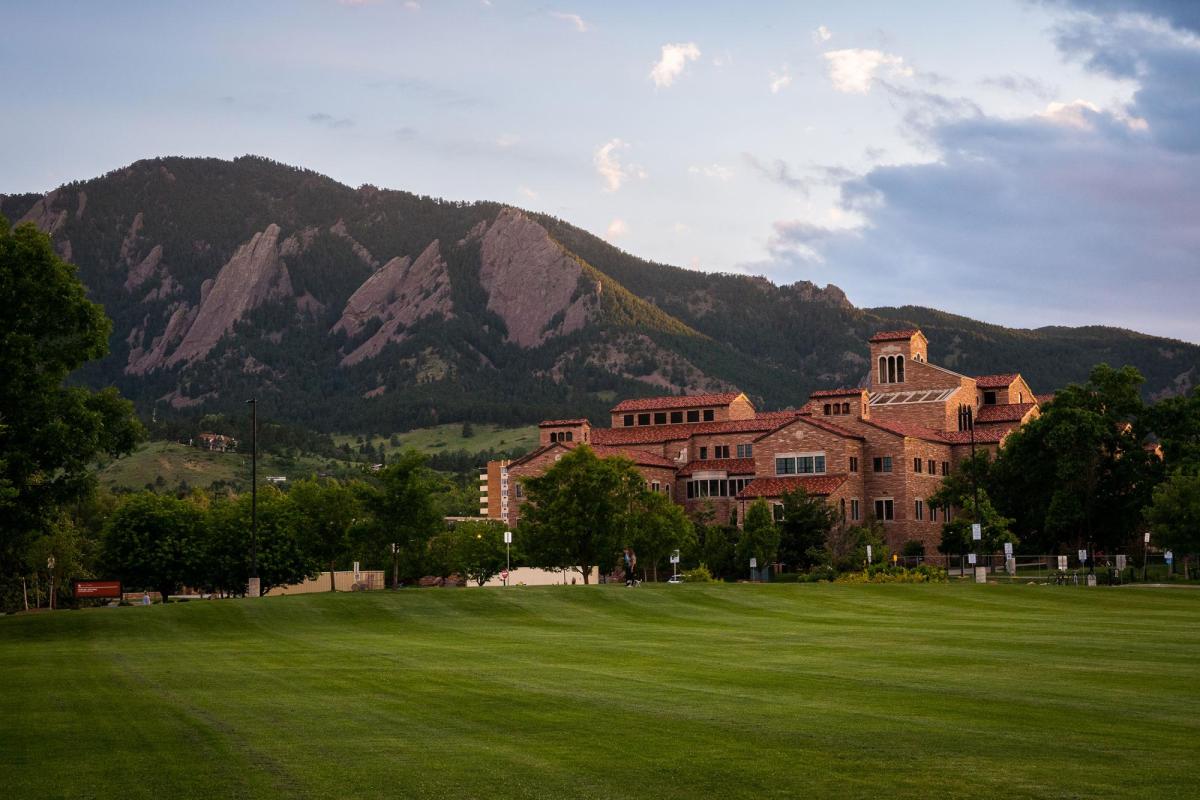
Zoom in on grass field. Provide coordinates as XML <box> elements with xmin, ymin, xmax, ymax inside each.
<box><xmin>97</xmin><ymin>441</ymin><xmax>362</xmax><ymax>491</ymax></box>
<box><xmin>2</xmin><ymin>584</ymin><xmax>1198</xmax><ymax>799</ymax></box>
<box><xmin>332</xmin><ymin>423</ymin><xmax>538</xmax><ymax>457</ymax></box>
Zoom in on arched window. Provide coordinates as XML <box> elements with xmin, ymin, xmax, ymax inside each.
<box><xmin>840</xmin><ymin>498</ymin><xmax>846</xmax><ymax>521</ymax></box>
<box><xmin>565</xmin><ymin>431</ymin><xmax>573</xmax><ymax>442</ymax></box>
<box><xmin>823</xmin><ymin>403</ymin><xmax>832</xmax><ymax>415</ymax></box>
<box><xmin>879</xmin><ymin>356</ymin><xmax>887</xmax><ymax>384</ymax></box>
<box><xmin>897</xmin><ymin>355</ymin><xmax>905</xmax><ymax>383</ymax></box>
<box><xmin>842</xmin><ymin>402</ymin><xmax>851</xmax><ymax>415</ymax></box>
<box><xmin>887</xmin><ymin>356</ymin><xmax>896</xmax><ymax>384</ymax></box>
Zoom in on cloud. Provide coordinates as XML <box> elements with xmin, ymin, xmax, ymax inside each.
<box><xmin>712</xmin><ymin>50</ymin><xmax>734</xmax><ymax>68</ymax></box>
<box><xmin>688</xmin><ymin>163</ymin><xmax>734</xmax><ymax>180</ymax></box>
<box><xmin>594</xmin><ymin>139</ymin><xmax>645</xmax><ymax>191</ymax></box>
<box><xmin>518</xmin><ymin>185</ymin><xmax>538</xmax><ymax>200</ymax></box>
<box><xmin>495</xmin><ymin>133</ymin><xmax>520</xmax><ymax>148</ymax></box>
<box><xmin>769</xmin><ymin>66</ymin><xmax>793</xmax><ymax>94</ymax></box>
<box><xmin>749</xmin><ymin>8</ymin><xmax>1200</xmax><ymax>341</ymax></box>
<box><xmin>308</xmin><ymin>112</ymin><xmax>353</xmax><ymax>128</ymax></box>
<box><xmin>813</xmin><ymin>25</ymin><xmax>833</xmax><ymax>43</ymax></box>
<box><xmin>404</xmin><ymin>1</ymin><xmax>421</xmax><ymax>10</ymax></box>
<box><xmin>650</xmin><ymin>42</ymin><xmax>701</xmax><ymax>89</ymax></box>
<box><xmin>550</xmin><ymin>11</ymin><xmax>588</xmax><ymax>32</ymax></box>
<box><xmin>672</xmin><ymin>222</ymin><xmax>691</xmax><ymax>234</ymax></box>
<box><xmin>824</xmin><ymin>48</ymin><xmax>913</xmax><ymax>93</ymax></box>
<box><xmin>742</xmin><ymin>153</ymin><xmax>810</xmax><ymax>193</ymax></box>
<box><xmin>606</xmin><ymin>218</ymin><xmax>628</xmax><ymax>239</ymax></box>
<box><xmin>980</xmin><ymin>73</ymin><xmax>1060</xmax><ymax>100</ymax></box>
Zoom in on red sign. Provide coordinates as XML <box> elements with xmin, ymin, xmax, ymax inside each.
<box><xmin>73</xmin><ymin>580</ymin><xmax>122</xmax><ymax>599</ymax></box>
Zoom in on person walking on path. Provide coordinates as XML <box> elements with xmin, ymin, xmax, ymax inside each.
<box><xmin>623</xmin><ymin>546</ymin><xmax>638</xmax><ymax>587</ymax></box>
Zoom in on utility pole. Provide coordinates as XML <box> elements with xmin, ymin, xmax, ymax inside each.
<box><xmin>391</xmin><ymin>542</ymin><xmax>400</xmax><ymax>590</ymax></box>
<box><xmin>246</xmin><ymin>398</ymin><xmax>259</xmax><ymax>598</ymax></box>
<box><xmin>959</xmin><ymin>404</ymin><xmax>981</xmax><ymax>576</ymax></box>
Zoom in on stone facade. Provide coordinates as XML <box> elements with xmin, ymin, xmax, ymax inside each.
<box><xmin>483</xmin><ymin>328</ymin><xmax>1041</xmax><ymax>561</ymax></box>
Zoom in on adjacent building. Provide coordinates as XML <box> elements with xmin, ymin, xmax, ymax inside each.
<box><xmin>483</xmin><ymin>328</ymin><xmax>1042</xmax><ymax>555</ymax></box>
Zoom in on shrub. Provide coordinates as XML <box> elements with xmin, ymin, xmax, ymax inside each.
<box><xmin>836</xmin><ymin>564</ymin><xmax>949</xmax><ymax>584</ymax></box>
<box><xmin>901</xmin><ymin>540</ymin><xmax>926</xmax><ymax>558</ymax></box>
<box><xmin>681</xmin><ymin>564</ymin><xmax>716</xmax><ymax>583</ymax></box>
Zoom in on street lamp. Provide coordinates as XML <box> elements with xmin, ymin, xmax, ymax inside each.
<box><xmin>391</xmin><ymin>542</ymin><xmax>400</xmax><ymax>590</ymax></box>
<box><xmin>245</xmin><ymin>398</ymin><xmax>259</xmax><ymax>598</ymax></box>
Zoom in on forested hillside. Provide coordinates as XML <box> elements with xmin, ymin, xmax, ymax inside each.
<box><xmin>2</xmin><ymin>155</ymin><xmax>1195</xmax><ymax>433</ymax></box>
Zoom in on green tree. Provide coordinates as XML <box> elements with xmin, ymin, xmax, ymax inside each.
<box><xmin>1145</xmin><ymin>388</ymin><xmax>1200</xmax><ymax>473</ymax></box>
<box><xmin>357</xmin><ymin>450</ymin><xmax>443</xmax><ymax>583</ymax></box>
<box><xmin>736</xmin><ymin>499</ymin><xmax>780</xmax><ymax>575</ymax></box>
<box><xmin>1145</xmin><ymin>472</ymin><xmax>1200</xmax><ymax>577</ymax></box>
<box><xmin>289</xmin><ymin>478</ymin><xmax>361</xmax><ymax>592</ymax></box>
<box><xmin>777</xmin><ymin>488</ymin><xmax>837</xmax><ymax>571</ymax></box>
<box><xmin>102</xmin><ymin>492</ymin><xmax>206</xmax><ymax>602</ymax></box>
<box><xmin>929</xmin><ymin>452</ymin><xmax>1016</xmax><ymax>555</ymax></box>
<box><xmin>0</xmin><ymin>218</ymin><xmax>142</xmax><ymax>608</ymax></box>
<box><xmin>206</xmin><ymin>487</ymin><xmax>319</xmax><ymax>596</ymax></box>
<box><xmin>461</xmin><ymin>420</ymin><xmax>475</xmax><ymax>439</ymax></box>
<box><xmin>518</xmin><ymin>445</ymin><xmax>643</xmax><ymax>583</ymax></box>
<box><xmin>451</xmin><ymin>519</ymin><xmax>509</xmax><ymax>586</ymax></box>
<box><xmin>630</xmin><ymin>491</ymin><xmax>695</xmax><ymax>581</ymax></box>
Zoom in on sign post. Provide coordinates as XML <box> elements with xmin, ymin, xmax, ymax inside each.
<box><xmin>1143</xmin><ymin>531</ymin><xmax>1151</xmax><ymax>582</ymax></box>
<box><xmin>1003</xmin><ymin>541</ymin><xmax>1014</xmax><ymax>576</ymax></box>
<box><xmin>865</xmin><ymin>545</ymin><xmax>872</xmax><ymax>565</ymax></box>
<box><xmin>504</xmin><ymin>530</ymin><xmax>512</xmax><ymax>586</ymax></box>
<box><xmin>670</xmin><ymin>549</ymin><xmax>680</xmax><ymax>581</ymax></box>
<box><xmin>750</xmin><ymin>557</ymin><xmax>758</xmax><ymax>581</ymax></box>
<box><xmin>47</xmin><ymin>556</ymin><xmax>56</xmax><ymax>611</ymax></box>
<box><xmin>72</xmin><ymin>580</ymin><xmax>122</xmax><ymax>601</ymax></box>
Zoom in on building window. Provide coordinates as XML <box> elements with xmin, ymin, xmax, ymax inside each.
<box><xmin>736</xmin><ymin>443</ymin><xmax>753</xmax><ymax>458</ymax></box>
<box><xmin>772</xmin><ymin>504</ymin><xmax>785</xmax><ymax>522</ymax></box>
<box><xmin>687</xmin><ymin>410</ymin><xmax>700</xmax><ymax>423</ymax></box>
<box><xmin>715</xmin><ymin>445</ymin><xmax>730</xmax><ymax>459</ymax></box>
<box><xmin>915</xmin><ymin>499</ymin><xmax>924</xmax><ymax>520</ymax></box>
<box><xmin>983</xmin><ymin>391</ymin><xmax>997</xmax><ymax>405</ymax></box>
<box><xmin>665</xmin><ymin>484</ymin><xmax>671</xmax><ymax>495</ymax></box>
<box><xmin>897</xmin><ymin>355</ymin><xmax>905</xmax><ymax>383</ymax></box>
<box><xmin>849</xmin><ymin>456</ymin><xmax>859</xmax><ymax>473</ymax></box>
<box><xmin>839</xmin><ymin>498</ymin><xmax>846</xmax><ymax>521</ymax></box>
<box><xmin>515</xmin><ymin>484</ymin><xmax>524</xmax><ymax>498</ymax></box>
<box><xmin>699</xmin><ymin>446</ymin><xmax>708</xmax><ymax>460</ymax></box>
<box><xmin>851</xmin><ymin>499</ymin><xmax>861</xmax><ymax>521</ymax></box>
<box><xmin>565</xmin><ymin>431</ymin><xmax>573</xmax><ymax>442</ymax></box>
<box><xmin>930</xmin><ymin>505</ymin><xmax>938</xmax><ymax>522</ymax></box>
<box><xmin>687</xmin><ymin>481</ymin><xmax>694</xmax><ymax>499</ymax></box>
<box><xmin>624</xmin><ymin>414</ymin><xmax>634</xmax><ymax>427</ymax></box>
<box><xmin>703</xmin><ymin>409</ymin><xmax>715</xmax><ymax>422</ymax></box>
<box><xmin>872</xmin><ymin>456</ymin><xmax>893</xmax><ymax>473</ymax></box>
<box><xmin>824</xmin><ymin>403</ymin><xmax>832</xmax><ymax>415</ymax></box>
<box><xmin>879</xmin><ymin>356</ymin><xmax>887</xmax><ymax>384</ymax></box>
<box><xmin>941</xmin><ymin>461</ymin><xmax>950</xmax><ymax>476</ymax></box>
<box><xmin>776</xmin><ymin>453</ymin><xmax>825</xmax><ymax>475</ymax></box>
<box><xmin>874</xmin><ymin>498</ymin><xmax>895</xmax><ymax>521</ymax></box>
<box><xmin>944</xmin><ymin>504</ymin><xmax>951</xmax><ymax>521</ymax></box>
<box><xmin>888</xmin><ymin>357</ymin><xmax>896</xmax><ymax>384</ymax></box>
<box><xmin>670</xmin><ymin>411</ymin><xmax>683</xmax><ymax>424</ymax></box>
<box><xmin>842</xmin><ymin>402</ymin><xmax>851</xmax><ymax>415</ymax></box>
<box><xmin>651</xmin><ymin>481</ymin><xmax>660</xmax><ymax>492</ymax></box>
<box><xmin>913</xmin><ymin>457</ymin><xmax>923</xmax><ymax>473</ymax></box>
<box><xmin>637</xmin><ymin>413</ymin><xmax>651</xmax><ymax>426</ymax></box>
<box><xmin>927</xmin><ymin>459</ymin><xmax>936</xmax><ymax>474</ymax></box>
<box><xmin>654</xmin><ymin>412</ymin><xmax>667</xmax><ymax>425</ymax></box>
<box><xmin>776</xmin><ymin>457</ymin><xmax>795</xmax><ymax>475</ymax></box>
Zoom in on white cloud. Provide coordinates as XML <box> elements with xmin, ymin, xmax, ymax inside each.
<box><xmin>1039</xmin><ymin>99</ymin><xmax>1149</xmax><ymax>131</ymax></box>
<box><xmin>824</xmin><ymin>48</ymin><xmax>913</xmax><ymax>93</ymax></box>
<box><xmin>769</xmin><ymin>66</ymin><xmax>792</xmax><ymax>94</ymax></box>
<box><xmin>650</xmin><ymin>42</ymin><xmax>701</xmax><ymax>89</ymax></box>
<box><xmin>606</xmin><ymin>218</ymin><xmax>628</xmax><ymax>239</ymax></box>
<box><xmin>593</xmin><ymin>139</ymin><xmax>645</xmax><ymax>191</ymax></box>
<box><xmin>712</xmin><ymin>50</ymin><xmax>733</xmax><ymax>68</ymax></box>
<box><xmin>672</xmin><ymin>222</ymin><xmax>691</xmax><ymax>234</ymax></box>
<box><xmin>518</xmin><ymin>185</ymin><xmax>538</xmax><ymax>200</ymax></box>
<box><xmin>813</xmin><ymin>25</ymin><xmax>832</xmax><ymax>43</ymax></box>
<box><xmin>404</xmin><ymin>0</ymin><xmax>421</xmax><ymax>10</ymax></box>
<box><xmin>495</xmin><ymin>133</ymin><xmax>520</xmax><ymax>148</ymax></box>
<box><xmin>550</xmin><ymin>11</ymin><xmax>588</xmax><ymax>32</ymax></box>
<box><xmin>688</xmin><ymin>163</ymin><xmax>733</xmax><ymax>180</ymax></box>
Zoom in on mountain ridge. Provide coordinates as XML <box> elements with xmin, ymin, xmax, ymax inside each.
<box><xmin>2</xmin><ymin>155</ymin><xmax>1195</xmax><ymax>432</ymax></box>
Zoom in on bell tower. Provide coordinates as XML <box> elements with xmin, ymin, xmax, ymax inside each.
<box><xmin>869</xmin><ymin>329</ymin><xmax>927</xmax><ymax>389</ymax></box>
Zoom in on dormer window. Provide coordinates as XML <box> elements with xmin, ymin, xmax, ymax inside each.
<box><xmin>983</xmin><ymin>391</ymin><xmax>996</xmax><ymax>405</ymax></box>
<box><xmin>703</xmin><ymin>409</ymin><xmax>715</xmax><ymax>422</ymax></box>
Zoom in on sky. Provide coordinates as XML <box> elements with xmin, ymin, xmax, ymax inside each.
<box><xmin>1</xmin><ymin>0</ymin><xmax>1198</xmax><ymax>342</ymax></box>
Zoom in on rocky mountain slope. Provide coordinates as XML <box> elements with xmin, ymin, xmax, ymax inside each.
<box><xmin>2</xmin><ymin>155</ymin><xmax>1195</xmax><ymax>431</ymax></box>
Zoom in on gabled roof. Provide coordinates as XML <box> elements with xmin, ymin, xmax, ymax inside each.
<box><xmin>942</xmin><ymin>427</ymin><xmax>1014</xmax><ymax>445</ymax></box>
<box><xmin>508</xmin><ymin>440</ymin><xmax>676</xmax><ymax>470</ymax></box>
<box><xmin>869</xmin><ymin>328</ymin><xmax>923</xmax><ymax>343</ymax></box>
<box><xmin>858</xmin><ymin>418</ymin><xmax>953</xmax><ymax>444</ymax></box>
<box><xmin>611</xmin><ymin>392</ymin><xmax>744</xmax><ymax>413</ymax></box>
<box><xmin>676</xmin><ymin>458</ymin><xmax>756</xmax><ymax>476</ymax></box>
<box><xmin>810</xmin><ymin>387</ymin><xmax>868</xmax><ymax>398</ymax></box>
<box><xmin>1036</xmin><ymin>393</ymin><xmax>1055</xmax><ymax>406</ymax></box>
<box><xmin>755</xmin><ymin>413</ymin><xmax>865</xmax><ymax>442</ymax></box>
<box><xmin>975</xmin><ymin>373</ymin><xmax>1020</xmax><ymax>389</ymax></box>
<box><xmin>976</xmin><ymin>403</ymin><xmax>1035</xmax><ymax>423</ymax></box>
<box><xmin>538</xmin><ymin>418</ymin><xmax>590</xmax><ymax>427</ymax></box>
<box><xmin>735</xmin><ymin>474</ymin><xmax>848</xmax><ymax>499</ymax></box>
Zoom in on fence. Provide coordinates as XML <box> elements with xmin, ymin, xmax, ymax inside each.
<box><xmin>890</xmin><ymin>553</ymin><xmax>1192</xmax><ymax>584</ymax></box>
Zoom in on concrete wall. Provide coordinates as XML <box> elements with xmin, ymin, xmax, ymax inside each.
<box><xmin>473</xmin><ymin>567</ymin><xmax>600</xmax><ymax>587</ymax></box>
<box><xmin>267</xmin><ymin>570</ymin><xmax>385</xmax><ymax>595</ymax></box>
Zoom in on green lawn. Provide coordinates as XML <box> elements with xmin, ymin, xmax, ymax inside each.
<box><xmin>2</xmin><ymin>584</ymin><xmax>1198</xmax><ymax>799</ymax></box>
<box><xmin>332</xmin><ymin>423</ymin><xmax>538</xmax><ymax>457</ymax></box>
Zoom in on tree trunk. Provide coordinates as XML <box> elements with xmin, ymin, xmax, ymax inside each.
<box><xmin>159</xmin><ymin>584</ymin><xmax>172</xmax><ymax>605</ymax></box>
<box><xmin>330</xmin><ymin>560</ymin><xmax>336</xmax><ymax>592</ymax></box>
<box><xmin>580</xmin><ymin>565</ymin><xmax>590</xmax><ymax>584</ymax></box>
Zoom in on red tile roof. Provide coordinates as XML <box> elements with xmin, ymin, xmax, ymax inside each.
<box><xmin>1036</xmin><ymin>393</ymin><xmax>1055</xmax><ymax>405</ymax></box>
<box><xmin>755</xmin><ymin>414</ymin><xmax>865</xmax><ymax>442</ymax></box>
<box><xmin>591</xmin><ymin>445</ymin><xmax>678</xmax><ymax>469</ymax></box>
<box><xmin>975</xmin><ymin>373</ymin><xmax>1020</xmax><ymax>389</ymax></box>
<box><xmin>859</xmin><ymin>419</ymin><xmax>953</xmax><ymax>444</ymax></box>
<box><xmin>810</xmin><ymin>387</ymin><xmax>868</xmax><ymax>398</ymax></box>
<box><xmin>676</xmin><ymin>458</ymin><xmax>756</xmax><ymax>476</ymax></box>
<box><xmin>736</xmin><ymin>474</ymin><xmax>848</xmax><ymax>499</ymax></box>
<box><xmin>611</xmin><ymin>392</ymin><xmax>743</xmax><ymax>413</ymax></box>
<box><xmin>975</xmin><ymin>403</ymin><xmax>1035</xmax><ymax>423</ymax></box>
<box><xmin>869</xmin><ymin>328</ymin><xmax>922</xmax><ymax>343</ymax></box>
<box><xmin>592</xmin><ymin>415</ymin><xmax>786</xmax><ymax>446</ymax></box>
<box><xmin>941</xmin><ymin>426</ymin><xmax>1013</xmax><ymax>445</ymax></box>
<box><xmin>538</xmin><ymin>418</ymin><xmax>591</xmax><ymax>427</ymax></box>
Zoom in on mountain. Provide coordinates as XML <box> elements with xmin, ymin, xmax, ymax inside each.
<box><xmin>2</xmin><ymin>155</ymin><xmax>1196</xmax><ymax>432</ymax></box>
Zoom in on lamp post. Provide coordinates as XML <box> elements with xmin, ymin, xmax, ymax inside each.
<box><xmin>391</xmin><ymin>542</ymin><xmax>399</xmax><ymax>590</ymax></box>
<box><xmin>504</xmin><ymin>530</ymin><xmax>512</xmax><ymax>586</ymax></box>
<box><xmin>245</xmin><ymin>398</ymin><xmax>259</xmax><ymax>598</ymax></box>
<box><xmin>958</xmin><ymin>404</ymin><xmax>980</xmax><ymax>576</ymax></box>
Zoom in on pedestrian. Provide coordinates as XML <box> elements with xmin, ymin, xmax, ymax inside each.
<box><xmin>623</xmin><ymin>546</ymin><xmax>637</xmax><ymax>587</ymax></box>
<box><xmin>141</xmin><ymin>592</ymin><xmax>151</xmax><ymax>605</ymax></box>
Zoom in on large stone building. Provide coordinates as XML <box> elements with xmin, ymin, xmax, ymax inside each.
<box><xmin>481</xmin><ymin>328</ymin><xmax>1042</xmax><ymax>554</ymax></box>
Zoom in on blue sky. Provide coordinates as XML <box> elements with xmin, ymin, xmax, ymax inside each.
<box><xmin>2</xmin><ymin>0</ymin><xmax>1197</xmax><ymax>342</ymax></box>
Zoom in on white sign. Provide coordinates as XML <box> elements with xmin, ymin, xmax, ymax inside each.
<box><xmin>1057</xmin><ymin>555</ymin><xmax>1068</xmax><ymax>571</ymax></box>
<box><xmin>968</xmin><ymin>553</ymin><xmax>977</xmax><ymax>565</ymax></box>
<box><xmin>504</xmin><ymin>530</ymin><xmax>512</xmax><ymax>544</ymax></box>
<box><xmin>749</xmin><ymin>558</ymin><xmax>758</xmax><ymax>569</ymax></box>
<box><xmin>971</xmin><ymin>524</ymin><xmax>982</xmax><ymax>541</ymax></box>
<box><xmin>670</xmin><ymin>550</ymin><xmax>680</xmax><ymax>565</ymax></box>
<box><xmin>353</xmin><ymin>561</ymin><xmax>361</xmax><ymax>581</ymax></box>
<box><xmin>1078</xmin><ymin>550</ymin><xmax>1087</xmax><ymax>564</ymax></box>
<box><xmin>1144</xmin><ymin>531</ymin><xmax>1151</xmax><ymax>544</ymax></box>
<box><xmin>1116</xmin><ymin>555</ymin><xmax>1127</xmax><ymax>570</ymax></box>
<box><xmin>865</xmin><ymin>545</ymin><xmax>873</xmax><ymax>562</ymax></box>
<box><xmin>1165</xmin><ymin>550</ymin><xmax>1174</xmax><ymax>564</ymax></box>
<box><xmin>1003</xmin><ymin>542</ymin><xmax>1013</xmax><ymax>557</ymax></box>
